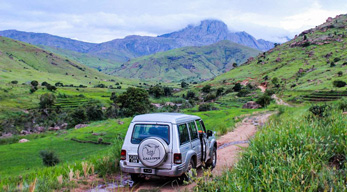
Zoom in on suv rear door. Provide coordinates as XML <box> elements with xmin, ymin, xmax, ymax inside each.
<box><xmin>188</xmin><ymin>121</ymin><xmax>202</xmax><ymax>166</ymax></box>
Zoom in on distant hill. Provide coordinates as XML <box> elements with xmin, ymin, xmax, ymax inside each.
<box><xmin>0</xmin><ymin>36</ymin><xmax>129</xmax><ymax>85</ymax></box>
<box><xmin>206</xmin><ymin>14</ymin><xmax>347</xmax><ymax>91</ymax></box>
<box><xmin>110</xmin><ymin>40</ymin><xmax>260</xmax><ymax>82</ymax></box>
<box><xmin>0</xmin><ymin>20</ymin><xmax>274</xmax><ymax>66</ymax></box>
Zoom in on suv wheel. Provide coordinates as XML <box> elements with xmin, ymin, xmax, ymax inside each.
<box><xmin>177</xmin><ymin>158</ymin><xmax>195</xmax><ymax>185</ymax></box>
<box><xmin>205</xmin><ymin>147</ymin><xmax>217</xmax><ymax>169</ymax></box>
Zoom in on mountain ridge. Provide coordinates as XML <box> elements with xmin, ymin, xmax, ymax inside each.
<box><xmin>0</xmin><ymin>20</ymin><xmax>274</xmax><ymax>64</ymax></box>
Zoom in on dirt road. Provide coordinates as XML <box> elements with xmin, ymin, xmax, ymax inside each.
<box><xmin>129</xmin><ymin>112</ymin><xmax>273</xmax><ymax>192</ymax></box>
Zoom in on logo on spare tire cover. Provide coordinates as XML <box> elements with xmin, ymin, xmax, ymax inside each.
<box><xmin>142</xmin><ymin>143</ymin><xmax>161</xmax><ymax>162</ymax></box>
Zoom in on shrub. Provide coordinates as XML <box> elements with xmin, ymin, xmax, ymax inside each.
<box><xmin>41</xmin><ymin>81</ymin><xmax>48</xmax><ymax>86</ymax></box>
<box><xmin>186</xmin><ymin>91</ymin><xmax>196</xmax><ymax>100</ymax></box>
<box><xmin>334</xmin><ymin>57</ymin><xmax>341</xmax><ymax>62</ymax></box>
<box><xmin>198</xmin><ymin>103</ymin><xmax>212</xmax><ymax>111</ymax></box>
<box><xmin>216</xmin><ymin>87</ymin><xmax>224</xmax><ymax>97</ymax></box>
<box><xmin>181</xmin><ymin>81</ymin><xmax>188</xmax><ymax>88</ymax></box>
<box><xmin>70</xmin><ymin>108</ymin><xmax>87</xmax><ymax>125</ymax></box>
<box><xmin>86</xmin><ymin>105</ymin><xmax>104</xmax><ymax>121</ymax></box>
<box><xmin>202</xmin><ymin>85</ymin><xmax>211</xmax><ymax>93</ymax></box>
<box><xmin>110</xmin><ymin>92</ymin><xmax>117</xmax><ymax>103</ymax></box>
<box><xmin>31</xmin><ymin>80</ymin><xmax>39</xmax><ymax>87</ymax></box>
<box><xmin>232</xmin><ymin>83</ymin><xmax>242</xmax><ymax>92</ymax></box>
<box><xmin>337</xmin><ymin>71</ymin><xmax>343</xmax><ymax>77</ymax></box>
<box><xmin>30</xmin><ymin>86</ymin><xmax>38</xmax><ymax>94</ymax></box>
<box><xmin>256</xmin><ymin>94</ymin><xmax>273</xmax><ymax>108</ymax></box>
<box><xmin>39</xmin><ymin>150</ymin><xmax>60</xmax><ymax>166</ymax></box>
<box><xmin>163</xmin><ymin>87</ymin><xmax>172</xmax><ymax>96</ymax></box>
<box><xmin>105</xmin><ymin>105</ymin><xmax>118</xmax><ymax>118</ymax></box>
<box><xmin>308</xmin><ymin>104</ymin><xmax>332</xmax><ymax>118</ymax></box>
<box><xmin>338</xmin><ymin>98</ymin><xmax>347</xmax><ymax>112</ymax></box>
<box><xmin>330</xmin><ymin>62</ymin><xmax>336</xmax><ymax>67</ymax></box>
<box><xmin>39</xmin><ymin>93</ymin><xmax>56</xmax><ymax>109</ymax></box>
<box><xmin>236</xmin><ymin>89</ymin><xmax>250</xmax><ymax>97</ymax></box>
<box><xmin>333</xmin><ymin>80</ymin><xmax>346</xmax><ymax>87</ymax></box>
<box><xmin>55</xmin><ymin>82</ymin><xmax>64</xmax><ymax>87</ymax></box>
<box><xmin>45</xmin><ymin>84</ymin><xmax>57</xmax><ymax>92</ymax></box>
<box><xmin>204</xmin><ymin>93</ymin><xmax>216</xmax><ymax>101</ymax></box>
<box><xmin>10</xmin><ymin>80</ymin><xmax>18</xmax><ymax>84</ymax></box>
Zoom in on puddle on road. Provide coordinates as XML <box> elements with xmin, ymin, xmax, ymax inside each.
<box><xmin>89</xmin><ymin>179</ymin><xmax>134</xmax><ymax>192</ymax></box>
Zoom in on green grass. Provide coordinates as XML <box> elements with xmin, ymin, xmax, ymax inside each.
<box><xmin>111</xmin><ymin>40</ymin><xmax>260</xmax><ymax>82</ymax></box>
<box><xmin>194</xmin><ymin>105</ymin><xmax>347</xmax><ymax>191</ymax></box>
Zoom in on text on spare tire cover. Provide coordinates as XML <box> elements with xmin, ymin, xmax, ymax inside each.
<box><xmin>142</xmin><ymin>143</ymin><xmax>161</xmax><ymax>162</ymax></box>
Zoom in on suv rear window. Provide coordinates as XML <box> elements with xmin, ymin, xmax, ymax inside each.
<box><xmin>131</xmin><ymin>124</ymin><xmax>170</xmax><ymax>144</ymax></box>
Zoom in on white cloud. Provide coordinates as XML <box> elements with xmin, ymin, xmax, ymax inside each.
<box><xmin>0</xmin><ymin>0</ymin><xmax>346</xmax><ymax>43</ymax></box>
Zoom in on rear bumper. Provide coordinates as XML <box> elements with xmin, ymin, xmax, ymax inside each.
<box><xmin>120</xmin><ymin>161</ymin><xmax>186</xmax><ymax>177</ymax></box>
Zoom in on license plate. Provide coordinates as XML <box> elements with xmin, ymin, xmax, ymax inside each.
<box><xmin>129</xmin><ymin>155</ymin><xmax>139</xmax><ymax>163</ymax></box>
<box><xmin>142</xmin><ymin>168</ymin><xmax>153</xmax><ymax>174</ymax></box>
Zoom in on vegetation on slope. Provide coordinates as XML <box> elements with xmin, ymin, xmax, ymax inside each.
<box><xmin>194</xmin><ymin>104</ymin><xmax>347</xmax><ymax>191</ymax></box>
<box><xmin>207</xmin><ymin>14</ymin><xmax>347</xmax><ymax>92</ymax></box>
<box><xmin>111</xmin><ymin>40</ymin><xmax>260</xmax><ymax>82</ymax></box>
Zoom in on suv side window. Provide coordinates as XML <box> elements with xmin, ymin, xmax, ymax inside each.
<box><xmin>195</xmin><ymin>120</ymin><xmax>206</xmax><ymax>133</ymax></box>
<box><xmin>178</xmin><ymin>124</ymin><xmax>190</xmax><ymax>145</ymax></box>
<box><xmin>188</xmin><ymin>122</ymin><xmax>198</xmax><ymax>140</ymax></box>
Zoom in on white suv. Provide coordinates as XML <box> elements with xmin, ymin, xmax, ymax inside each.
<box><xmin>119</xmin><ymin>113</ymin><xmax>217</xmax><ymax>182</ymax></box>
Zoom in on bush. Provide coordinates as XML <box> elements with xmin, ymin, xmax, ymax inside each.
<box><xmin>39</xmin><ymin>93</ymin><xmax>56</xmax><ymax>109</ymax></box>
<box><xmin>30</xmin><ymin>87</ymin><xmax>38</xmax><ymax>94</ymax></box>
<box><xmin>181</xmin><ymin>81</ymin><xmax>188</xmax><ymax>88</ymax></box>
<box><xmin>31</xmin><ymin>80</ymin><xmax>39</xmax><ymax>87</ymax></box>
<box><xmin>148</xmin><ymin>85</ymin><xmax>164</xmax><ymax>98</ymax></box>
<box><xmin>45</xmin><ymin>84</ymin><xmax>57</xmax><ymax>92</ymax></box>
<box><xmin>337</xmin><ymin>71</ymin><xmax>343</xmax><ymax>77</ymax></box>
<box><xmin>309</xmin><ymin>104</ymin><xmax>332</xmax><ymax>118</ymax></box>
<box><xmin>202</xmin><ymin>85</ymin><xmax>211</xmax><ymax>93</ymax></box>
<box><xmin>86</xmin><ymin>105</ymin><xmax>104</xmax><ymax>121</ymax></box>
<box><xmin>204</xmin><ymin>93</ymin><xmax>216</xmax><ymax>101</ymax></box>
<box><xmin>10</xmin><ymin>80</ymin><xmax>18</xmax><ymax>84</ymax></box>
<box><xmin>216</xmin><ymin>87</ymin><xmax>224</xmax><ymax>97</ymax></box>
<box><xmin>237</xmin><ymin>89</ymin><xmax>250</xmax><ymax>97</ymax></box>
<box><xmin>256</xmin><ymin>94</ymin><xmax>273</xmax><ymax>108</ymax></box>
<box><xmin>186</xmin><ymin>91</ymin><xmax>196</xmax><ymax>100</ymax></box>
<box><xmin>70</xmin><ymin>108</ymin><xmax>87</xmax><ymax>125</ymax></box>
<box><xmin>333</xmin><ymin>80</ymin><xmax>346</xmax><ymax>88</ymax></box>
<box><xmin>338</xmin><ymin>98</ymin><xmax>347</xmax><ymax>112</ymax></box>
<box><xmin>39</xmin><ymin>150</ymin><xmax>60</xmax><ymax>166</ymax></box>
<box><xmin>232</xmin><ymin>83</ymin><xmax>242</xmax><ymax>92</ymax></box>
<box><xmin>198</xmin><ymin>103</ymin><xmax>212</xmax><ymax>112</ymax></box>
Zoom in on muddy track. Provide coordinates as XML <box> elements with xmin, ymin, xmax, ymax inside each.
<box><xmin>127</xmin><ymin>112</ymin><xmax>274</xmax><ymax>192</ymax></box>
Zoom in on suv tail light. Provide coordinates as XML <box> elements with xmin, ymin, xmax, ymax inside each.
<box><xmin>121</xmin><ymin>150</ymin><xmax>126</xmax><ymax>160</ymax></box>
<box><xmin>174</xmin><ymin>153</ymin><xmax>182</xmax><ymax>164</ymax></box>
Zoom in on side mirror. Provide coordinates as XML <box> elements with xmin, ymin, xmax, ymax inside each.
<box><xmin>207</xmin><ymin>130</ymin><xmax>213</xmax><ymax>137</ymax></box>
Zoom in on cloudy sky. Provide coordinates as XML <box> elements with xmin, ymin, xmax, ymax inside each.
<box><xmin>0</xmin><ymin>0</ymin><xmax>346</xmax><ymax>43</ymax></box>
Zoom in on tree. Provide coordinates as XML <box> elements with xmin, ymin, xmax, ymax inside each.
<box><xmin>232</xmin><ymin>83</ymin><xmax>242</xmax><ymax>92</ymax></box>
<box><xmin>110</xmin><ymin>92</ymin><xmax>117</xmax><ymax>103</ymax></box>
<box><xmin>39</xmin><ymin>93</ymin><xmax>56</xmax><ymax>109</ymax></box>
<box><xmin>86</xmin><ymin>105</ymin><xmax>104</xmax><ymax>121</ymax></box>
<box><xmin>148</xmin><ymin>85</ymin><xmax>164</xmax><ymax>98</ymax></box>
<box><xmin>272</xmin><ymin>77</ymin><xmax>279</xmax><ymax>87</ymax></box>
<box><xmin>181</xmin><ymin>81</ymin><xmax>188</xmax><ymax>88</ymax></box>
<box><xmin>117</xmin><ymin>87</ymin><xmax>151</xmax><ymax>117</ymax></box>
<box><xmin>216</xmin><ymin>87</ymin><xmax>224</xmax><ymax>97</ymax></box>
<box><xmin>163</xmin><ymin>87</ymin><xmax>172</xmax><ymax>97</ymax></box>
<box><xmin>256</xmin><ymin>94</ymin><xmax>273</xmax><ymax>108</ymax></box>
<box><xmin>186</xmin><ymin>91</ymin><xmax>195</xmax><ymax>100</ymax></box>
<box><xmin>202</xmin><ymin>85</ymin><xmax>211</xmax><ymax>93</ymax></box>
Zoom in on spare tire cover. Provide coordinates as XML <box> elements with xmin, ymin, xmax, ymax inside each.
<box><xmin>138</xmin><ymin>137</ymin><xmax>168</xmax><ymax>168</ymax></box>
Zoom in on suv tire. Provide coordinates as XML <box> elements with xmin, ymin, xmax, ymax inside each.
<box><xmin>177</xmin><ymin>158</ymin><xmax>196</xmax><ymax>185</ymax></box>
<box><xmin>130</xmin><ymin>174</ymin><xmax>142</xmax><ymax>183</ymax></box>
<box><xmin>205</xmin><ymin>146</ymin><xmax>217</xmax><ymax>169</ymax></box>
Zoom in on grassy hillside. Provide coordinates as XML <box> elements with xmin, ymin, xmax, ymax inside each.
<box><xmin>39</xmin><ymin>45</ymin><xmax>121</xmax><ymax>73</ymax></box>
<box><xmin>207</xmin><ymin>14</ymin><xmax>347</xmax><ymax>91</ymax></box>
<box><xmin>111</xmin><ymin>40</ymin><xmax>260</xmax><ymax>82</ymax></box>
<box><xmin>0</xmin><ymin>36</ymin><xmax>133</xmax><ymax>85</ymax></box>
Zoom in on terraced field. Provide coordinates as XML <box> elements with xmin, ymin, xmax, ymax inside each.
<box><xmin>303</xmin><ymin>91</ymin><xmax>347</xmax><ymax>101</ymax></box>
